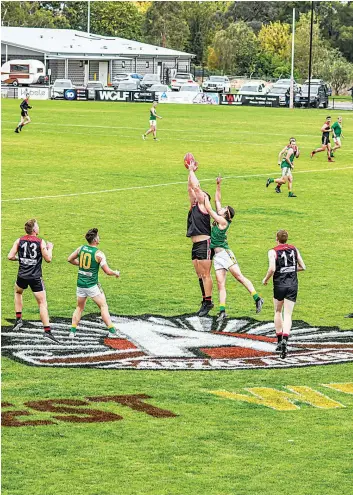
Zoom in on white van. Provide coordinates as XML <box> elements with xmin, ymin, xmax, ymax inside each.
<box><xmin>1</xmin><ymin>59</ymin><xmax>46</xmax><ymax>86</ymax></box>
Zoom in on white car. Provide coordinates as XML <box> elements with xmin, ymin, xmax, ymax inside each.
<box><xmin>238</xmin><ymin>82</ymin><xmax>267</xmax><ymax>94</ymax></box>
<box><xmin>149</xmin><ymin>84</ymin><xmax>171</xmax><ymax>93</ymax></box>
<box><xmin>140</xmin><ymin>74</ymin><xmax>161</xmax><ymax>90</ymax></box>
<box><xmin>171</xmin><ymin>73</ymin><xmax>195</xmax><ymax>91</ymax></box>
<box><xmin>179</xmin><ymin>84</ymin><xmax>202</xmax><ymax>93</ymax></box>
<box><xmin>202</xmin><ymin>76</ymin><xmax>230</xmax><ymax>93</ymax></box>
<box><xmin>51</xmin><ymin>79</ymin><xmax>74</xmax><ymax>99</ymax></box>
<box><xmin>86</xmin><ymin>81</ymin><xmax>105</xmax><ymax>99</ymax></box>
<box><xmin>112</xmin><ymin>73</ymin><xmax>140</xmax><ymax>88</ymax></box>
<box><xmin>116</xmin><ymin>81</ymin><xmax>139</xmax><ymax>91</ymax></box>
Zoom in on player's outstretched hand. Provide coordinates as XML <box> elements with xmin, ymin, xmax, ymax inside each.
<box><xmin>47</xmin><ymin>242</ymin><xmax>54</xmax><ymax>250</ymax></box>
<box><xmin>115</xmin><ymin>270</ymin><xmax>120</xmax><ymax>278</ymax></box>
<box><xmin>216</xmin><ymin>176</ymin><xmax>222</xmax><ymax>184</ymax></box>
<box><xmin>262</xmin><ymin>278</ymin><xmax>268</xmax><ymax>286</ymax></box>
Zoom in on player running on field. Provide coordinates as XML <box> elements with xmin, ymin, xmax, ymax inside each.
<box><xmin>262</xmin><ymin>229</ymin><xmax>306</xmax><ymax>359</ymax></box>
<box><xmin>187</xmin><ymin>163</ymin><xmax>214</xmax><ymax>317</ymax></box>
<box><xmin>310</xmin><ymin>116</ymin><xmax>334</xmax><ymax>162</ymax></box>
<box><xmin>142</xmin><ymin>101</ymin><xmax>162</xmax><ymax>141</ymax></box>
<box><xmin>7</xmin><ymin>218</ymin><xmax>57</xmax><ymax>341</ymax></box>
<box><xmin>14</xmin><ymin>94</ymin><xmax>32</xmax><ymax>133</ymax></box>
<box><xmin>204</xmin><ymin>176</ymin><xmax>264</xmax><ymax>323</ymax></box>
<box><xmin>331</xmin><ymin>116</ymin><xmax>343</xmax><ymax>157</ymax></box>
<box><xmin>67</xmin><ymin>228</ymin><xmax>122</xmax><ymax>338</ymax></box>
<box><xmin>266</xmin><ymin>138</ymin><xmax>299</xmax><ymax>197</ymax></box>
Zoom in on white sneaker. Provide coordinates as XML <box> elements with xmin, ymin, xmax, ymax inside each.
<box><xmin>142</xmin><ymin>134</ymin><xmax>146</xmax><ymax>140</ymax></box>
<box><xmin>107</xmin><ymin>328</ymin><xmax>125</xmax><ymax>338</ymax></box>
<box><xmin>69</xmin><ymin>331</ymin><xmax>76</xmax><ymax>339</ymax></box>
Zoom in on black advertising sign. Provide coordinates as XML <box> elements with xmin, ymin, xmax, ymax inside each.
<box><xmin>220</xmin><ymin>93</ymin><xmax>280</xmax><ymax>107</ymax></box>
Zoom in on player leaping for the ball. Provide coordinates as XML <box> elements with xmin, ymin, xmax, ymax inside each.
<box><xmin>266</xmin><ymin>138</ymin><xmax>299</xmax><ymax>197</ymax></box>
<box><xmin>203</xmin><ymin>176</ymin><xmax>264</xmax><ymax>323</ymax></box>
<box><xmin>14</xmin><ymin>94</ymin><xmax>32</xmax><ymax>133</ymax></box>
<box><xmin>67</xmin><ymin>228</ymin><xmax>122</xmax><ymax>339</ymax></box>
<box><xmin>187</xmin><ymin>162</ymin><xmax>214</xmax><ymax>317</ymax></box>
<box><xmin>142</xmin><ymin>101</ymin><xmax>162</xmax><ymax>141</ymax></box>
<box><xmin>262</xmin><ymin>229</ymin><xmax>306</xmax><ymax>359</ymax></box>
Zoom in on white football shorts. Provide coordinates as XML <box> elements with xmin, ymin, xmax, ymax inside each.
<box><xmin>76</xmin><ymin>284</ymin><xmax>103</xmax><ymax>299</ymax></box>
<box><xmin>281</xmin><ymin>167</ymin><xmax>292</xmax><ymax>178</ymax></box>
<box><xmin>333</xmin><ymin>136</ymin><xmax>341</xmax><ymax>146</ymax></box>
<box><xmin>213</xmin><ymin>249</ymin><xmax>237</xmax><ymax>271</ymax></box>
<box><xmin>150</xmin><ymin>120</ymin><xmax>157</xmax><ymax>128</ymax></box>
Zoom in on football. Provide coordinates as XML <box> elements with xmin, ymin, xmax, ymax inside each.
<box><xmin>184</xmin><ymin>152</ymin><xmax>198</xmax><ymax>170</ymax></box>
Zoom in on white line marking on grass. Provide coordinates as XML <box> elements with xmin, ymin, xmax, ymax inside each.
<box><xmin>2</xmin><ymin>120</ymin><xmax>353</xmax><ymax>141</ymax></box>
<box><xmin>3</xmin><ymin>166</ymin><xmax>353</xmax><ymax>203</ymax></box>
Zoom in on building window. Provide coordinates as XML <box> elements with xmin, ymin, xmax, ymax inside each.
<box><xmin>122</xmin><ymin>61</ymin><xmax>125</xmax><ymax>68</ymax></box>
<box><xmin>146</xmin><ymin>61</ymin><xmax>149</xmax><ymax>68</ymax></box>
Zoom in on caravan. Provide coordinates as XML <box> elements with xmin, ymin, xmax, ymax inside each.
<box><xmin>1</xmin><ymin>59</ymin><xmax>47</xmax><ymax>86</ymax></box>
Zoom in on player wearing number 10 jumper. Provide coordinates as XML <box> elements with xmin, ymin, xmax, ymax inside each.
<box><xmin>262</xmin><ymin>230</ymin><xmax>306</xmax><ymax>358</ymax></box>
<box><xmin>67</xmin><ymin>228</ymin><xmax>121</xmax><ymax>339</ymax></box>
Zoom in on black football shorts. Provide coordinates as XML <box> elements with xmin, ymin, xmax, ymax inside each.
<box><xmin>273</xmin><ymin>284</ymin><xmax>298</xmax><ymax>303</ymax></box>
<box><xmin>191</xmin><ymin>239</ymin><xmax>211</xmax><ymax>261</ymax></box>
<box><xmin>16</xmin><ymin>276</ymin><xmax>45</xmax><ymax>293</ymax></box>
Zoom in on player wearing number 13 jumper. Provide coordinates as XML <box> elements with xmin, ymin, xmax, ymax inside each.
<box><xmin>262</xmin><ymin>230</ymin><xmax>306</xmax><ymax>358</ymax></box>
<box><xmin>67</xmin><ymin>228</ymin><xmax>122</xmax><ymax>339</ymax></box>
<box><xmin>7</xmin><ymin>218</ymin><xmax>56</xmax><ymax>341</ymax></box>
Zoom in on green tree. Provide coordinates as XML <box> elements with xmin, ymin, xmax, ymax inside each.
<box><xmin>210</xmin><ymin>21</ymin><xmax>259</xmax><ymax>75</ymax></box>
<box><xmin>89</xmin><ymin>2</ymin><xmax>143</xmax><ymax>40</ymax></box>
<box><xmin>293</xmin><ymin>12</ymin><xmax>331</xmax><ymax>80</ymax></box>
<box><xmin>258</xmin><ymin>21</ymin><xmax>291</xmax><ymax>61</ymax></box>
<box><xmin>143</xmin><ymin>1</ymin><xmax>189</xmax><ymax>51</ymax></box>
<box><xmin>318</xmin><ymin>51</ymin><xmax>353</xmax><ymax>95</ymax></box>
<box><xmin>1</xmin><ymin>1</ymin><xmax>69</xmax><ymax>28</ymax></box>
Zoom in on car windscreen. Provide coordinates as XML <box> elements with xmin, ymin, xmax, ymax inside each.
<box><xmin>240</xmin><ymin>86</ymin><xmax>259</xmax><ymax>92</ymax></box>
<box><xmin>176</xmin><ymin>74</ymin><xmax>191</xmax><ymax>79</ymax></box>
<box><xmin>209</xmin><ymin>77</ymin><xmax>225</xmax><ymax>82</ymax></box>
<box><xmin>54</xmin><ymin>82</ymin><xmax>69</xmax><ymax>87</ymax></box>
<box><xmin>301</xmin><ymin>86</ymin><xmax>319</xmax><ymax>95</ymax></box>
<box><xmin>270</xmin><ymin>87</ymin><xmax>288</xmax><ymax>94</ymax></box>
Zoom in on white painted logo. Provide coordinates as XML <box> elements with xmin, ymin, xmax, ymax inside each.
<box><xmin>2</xmin><ymin>315</ymin><xmax>353</xmax><ymax>370</ymax></box>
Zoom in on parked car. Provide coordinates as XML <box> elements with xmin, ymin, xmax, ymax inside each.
<box><xmin>202</xmin><ymin>76</ymin><xmax>231</xmax><ymax>93</ymax></box>
<box><xmin>267</xmin><ymin>85</ymin><xmax>299</xmax><ymax>106</ymax></box>
<box><xmin>149</xmin><ymin>84</ymin><xmax>171</xmax><ymax>93</ymax></box>
<box><xmin>171</xmin><ymin>73</ymin><xmax>195</xmax><ymax>91</ymax></box>
<box><xmin>304</xmin><ymin>79</ymin><xmax>332</xmax><ymax>96</ymax></box>
<box><xmin>276</xmin><ymin>78</ymin><xmax>299</xmax><ymax>90</ymax></box>
<box><xmin>37</xmin><ymin>75</ymin><xmax>49</xmax><ymax>85</ymax></box>
<box><xmin>51</xmin><ymin>79</ymin><xmax>74</xmax><ymax>99</ymax></box>
<box><xmin>179</xmin><ymin>84</ymin><xmax>202</xmax><ymax>93</ymax></box>
<box><xmin>116</xmin><ymin>81</ymin><xmax>139</xmax><ymax>91</ymax></box>
<box><xmin>238</xmin><ymin>81</ymin><xmax>267</xmax><ymax>94</ymax></box>
<box><xmin>140</xmin><ymin>74</ymin><xmax>161</xmax><ymax>90</ymax></box>
<box><xmin>86</xmin><ymin>80</ymin><xmax>105</xmax><ymax>99</ymax></box>
<box><xmin>112</xmin><ymin>73</ymin><xmax>141</xmax><ymax>88</ymax></box>
<box><xmin>294</xmin><ymin>83</ymin><xmax>329</xmax><ymax>108</ymax></box>
<box><xmin>1</xmin><ymin>59</ymin><xmax>46</xmax><ymax>86</ymax></box>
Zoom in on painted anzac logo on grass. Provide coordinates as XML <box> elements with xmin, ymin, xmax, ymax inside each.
<box><xmin>2</xmin><ymin>314</ymin><xmax>353</xmax><ymax>370</ymax></box>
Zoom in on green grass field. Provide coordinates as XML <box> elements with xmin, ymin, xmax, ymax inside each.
<box><xmin>2</xmin><ymin>100</ymin><xmax>353</xmax><ymax>495</ymax></box>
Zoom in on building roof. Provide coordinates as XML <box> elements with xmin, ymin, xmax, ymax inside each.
<box><xmin>1</xmin><ymin>27</ymin><xmax>194</xmax><ymax>59</ymax></box>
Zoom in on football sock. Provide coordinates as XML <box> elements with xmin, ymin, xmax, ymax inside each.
<box><xmin>199</xmin><ymin>278</ymin><xmax>205</xmax><ymax>297</ymax></box>
<box><xmin>108</xmin><ymin>326</ymin><xmax>116</xmax><ymax>334</ymax></box>
<box><xmin>44</xmin><ymin>326</ymin><xmax>51</xmax><ymax>333</ymax></box>
<box><xmin>283</xmin><ymin>335</ymin><xmax>289</xmax><ymax>342</ymax></box>
<box><xmin>16</xmin><ymin>312</ymin><xmax>22</xmax><ymax>320</ymax></box>
<box><xmin>70</xmin><ymin>325</ymin><xmax>77</xmax><ymax>333</ymax></box>
<box><xmin>277</xmin><ymin>334</ymin><xmax>282</xmax><ymax>343</ymax></box>
<box><xmin>251</xmin><ymin>291</ymin><xmax>260</xmax><ymax>302</ymax></box>
<box><xmin>219</xmin><ymin>305</ymin><xmax>226</xmax><ymax>312</ymax></box>
<box><xmin>268</xmin><ymin>178</ymin><xmax>274</xmax><ymax>184</ymax></box>
<box><xmin>205</xmin><ymin>296</ymin><xmax>212</xmax><ymax>304</ymax></box>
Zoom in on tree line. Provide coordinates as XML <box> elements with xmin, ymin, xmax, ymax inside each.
<box><xmin>2</xmin><ymin>1</ymin><xmax>353</xmax><ymax>93</ymax></box>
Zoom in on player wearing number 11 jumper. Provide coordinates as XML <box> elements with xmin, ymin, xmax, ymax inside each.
<box><xmin>67</xmin><ymin>228</ymin><xmax>122</xmax><ymax>339</ymax></box>
<box><xmin>262</xmin><ymin>230</ymin><xmax>306</xmax><ymax>358</ymax></box>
